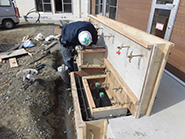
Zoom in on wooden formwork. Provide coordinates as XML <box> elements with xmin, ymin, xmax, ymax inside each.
<box><xmin>71</xmin><ymin>15</ymin><xmax>174</xmax><ymax>138</ymax></box>
<box><xmin>76</xmin><ymin>47</ymin><xmax>107</xmax><ymax>70</ymax></box>
<box><xmin>88</xmin><ymin>15</ymin><xmax>174</xmax><ymax>118</ymax></box>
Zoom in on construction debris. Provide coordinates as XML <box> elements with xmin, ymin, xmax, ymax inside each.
<box><xmin>9</xmin><ymin>58</ymin><xmax>18</xmax><ymax>68</ymax></box>
<box><xmin>0</xmin><ymin>23</ymin><xmax>75</xmax><ymax>138</ymax></box>
<box><xmin>34</xmin><ymin>33</ymin><xmax>45</xmax><ymax>41</ymax></box>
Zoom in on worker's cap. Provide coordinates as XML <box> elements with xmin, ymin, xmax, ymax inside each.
<box><xmin>78</xmin><ymin>31</ymin><xmax>92</xmax><ymax>46</ymax></box>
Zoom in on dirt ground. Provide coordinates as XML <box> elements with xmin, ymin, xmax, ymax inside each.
<box><xmin>0</xmin><ymin>23</ymin><xmax>75</xmax><ymax>139</ymax></box>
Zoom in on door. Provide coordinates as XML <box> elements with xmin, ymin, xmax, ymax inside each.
<box><xmin>147</xmin><ymin>0</ymin><xmax>180</xmax><ymax>40</ymax></box>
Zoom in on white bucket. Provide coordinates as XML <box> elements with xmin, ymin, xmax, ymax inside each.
<box><xmin>57</xmin><ymin>64</ymin><xmax>69</xmax><ymax>84</ymax></box>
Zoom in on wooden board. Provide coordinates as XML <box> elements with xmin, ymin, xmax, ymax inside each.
<box><xmin>93</xmin><ymin>106</ymin><xmax>127</xmax><ymax>119</ymax></box>
<box><xmin>70</xmin><ymin>72</ymin><xmax>86</xmax><ymax>139</ymax></box>
<box><xmin>54</xmin><ymin>27</ymin><xmax>62</xmax><ymax>35</ymax></box>
<box><xmin>86</xmin><ymin>119</ymin><xmax>107</xmax><ymax>139</ymax></box>
<box><xmin>44</xmin><ymin>41</ymin><xmax>58</xmax><ymax>50</ymax></box>
<box><xmin>9</xmin><ymin>58</ymin><xmax>18</xmax><ymax>68</ymax></box>
<box><xmin>0</xmin><ymin>49</ymin><xmax>28</xmax><ymax>60</ymax></box>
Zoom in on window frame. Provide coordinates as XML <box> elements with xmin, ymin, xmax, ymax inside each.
<box><xmin>95</xmin><ymin>0</ymin><xmax>103</xmax><ymax>15</ymax></box>
<box><xmin>104</xmin><ymin>0</ymin><xmax>118</xmax><ymax>20</ymax></box>
<box><xmin>0</xmin><ymin>0</ymin><xmax>11</xmax><ymax>7</ymax></box>
<box><xmin>35</xmin><ymin>0</ymin><xmax>72</xmax><ymax>13</ymax></box>
<box><xmin>62</xmin><ymin>0</ymin><xmax>72</xmax><ymax>13</ymax></box>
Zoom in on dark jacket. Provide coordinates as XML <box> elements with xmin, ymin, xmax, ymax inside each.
<box><xmin>61</xmin><ymin>21</ymin><xmax>98</xmax><ymax>47</ymax></box>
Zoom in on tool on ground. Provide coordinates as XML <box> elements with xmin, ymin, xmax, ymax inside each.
<box><xmin>16</xmin><ymin>68</ymin><xmax>38</xmax><ymax>78</ymax></box>
<box><xmin>22</xmin><ymin>70</ymin><xmax>35</xmax><ymax>85</ymax></box>
<box><xmin>36</xmin><ymin>63</ymin><xmax>45</xmax><ymax>70</ymax></box>
<box><xmin>127</xmin><ymin>51</ymin><xmax>143</xmax><ymax>63</ymax></box>
<box><xmin>28</xmin><ymin>49</ymin><xmax>50</xmax><ymax>66</ymax></box>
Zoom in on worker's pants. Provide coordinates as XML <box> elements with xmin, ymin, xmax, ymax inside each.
<box><xmin>61</xmin><ymin>44</ymin><xmax>76</xmax><ymax>73</ymax></box>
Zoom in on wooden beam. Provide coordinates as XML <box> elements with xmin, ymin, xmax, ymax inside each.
<box><xmin>70</xmin><ymin>72</ymin><xmax>86</xmax><ymax>139</ymax></box>
<box><xmin>44</xmin><ymin>41</ymin><xmax>58</xmax><ymax>50</ymax></box>
<box><xmin>82</xmin><ymin>78</ymin><xmax>96</xmax><ymax>113</ymax></box>
<box><xmin>146</xmin><ymin>44</ymin><xmax>172</xmax><ymax>116</ymax></box>
<box><xmin>0</xmin><ymin>49</ymin><xmax>28</xmax><ymax>60</ymax></box>
<box><xmin>82</xmin><ymin>74</ymin><xmax>107</xmax><ymax>80</ymax></box>
<box><xmin>93</xmin><ymin>106</ymin><xmax>127</xmax><ymax>119</ymax></box>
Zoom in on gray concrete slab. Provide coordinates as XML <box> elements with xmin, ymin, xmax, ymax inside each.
<box><xmin>108</xmin><ymin>71</ymin><xmax>185</xmax><ymax>139</ymax></box>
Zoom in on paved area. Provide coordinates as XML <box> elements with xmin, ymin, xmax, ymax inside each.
<box><xmin>107</xmin><ymin>71</ymin><xmax>185</xmax><ymax>139</ymax></box>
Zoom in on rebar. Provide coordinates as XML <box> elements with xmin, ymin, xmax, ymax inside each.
<box><xmin>77</xmin><ymin>76</ymin><xmax>91</xmax><ymax>121</ymax></box>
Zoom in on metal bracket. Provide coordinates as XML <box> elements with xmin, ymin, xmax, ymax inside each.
<box><xmin>104</xmin><ymin>34</ymin><xmax>114</xmax><ymax>40</ymax></box>
<box><xmin>117</xmin><ymin>44</ymin><xmax>130</xmax><ymax>51</ymax></box>
<box><xmin>128</xmin><ymin>51</ymin><xmax>143</xmax><ymax>63</ymax></box>
<box><xmin>113</xmin><ymin>86</ymin><xmax>123</xmax><ymax>92</ymax></box>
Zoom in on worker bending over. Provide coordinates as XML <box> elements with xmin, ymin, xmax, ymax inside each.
<box><xmin>61</xmin><ymin>21</ymin><xmax>98</xmax><ymax>72</ymax></box>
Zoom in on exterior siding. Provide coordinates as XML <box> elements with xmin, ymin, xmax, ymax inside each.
<box><xmin>117</xmin><ymin>0</ymin><xmax>152</xmax><ymax>32</ymax></box>
<box><xmin>167</xmin><ymin>1</ymin><xmax>185</xmax><ymax>82</ymax></box>
<box><xmin>16</xmin><ymin>0</ymin><xmax>87</xmax><ymax>18</ymax></box>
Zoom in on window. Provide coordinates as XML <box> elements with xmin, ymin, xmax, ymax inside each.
<box><xmin>55</xmin><ymin>0</ymin><xmax>72</xmax><ymax>13</ymax></box>
<box><xmin>0</xmin><ymin>0</ymin><xmax>11</xmax><ymax>6</ymax></box>
<box><xmin>105</xmin><ymin>0</ymin><xmax>118</xmax><ymax>20</ymax></box>
<box><xmin>35</xmin><ymin>0</ymin><xmax>52</xmax><ymax>12</ymax></box>
<box><xmin>95</xmin><ymin>0</ymin><xmax>103</xmax><ymax>15</ymax></box>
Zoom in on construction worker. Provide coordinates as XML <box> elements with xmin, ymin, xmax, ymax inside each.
<box><xmin>61</xmin><ymin>21</ymin><xmax>98</xmax><ymax>72</ymax></box>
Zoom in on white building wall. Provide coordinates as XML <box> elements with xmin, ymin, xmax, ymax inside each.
<box><xmin>15</xmin><ymin>0</ymin><xmax>88</xmax><ymax>19</ymax></box>
<box><xmin>16</xmin><ymin>0</ymin><xmax>35</xmax><ymax>17</ymax></box>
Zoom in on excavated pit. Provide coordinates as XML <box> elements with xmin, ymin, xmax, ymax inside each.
<box><xmin>0</xmin><ymin>23</ymin><xmax>76</xmax><ymax>139</ymax></box>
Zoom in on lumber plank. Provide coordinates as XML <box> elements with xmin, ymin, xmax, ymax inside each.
<box><xmin>44</xmin><ymin>41</ymin><xmax>58</xmax><ymax>50</ymax></box>
<box><xmin>70</xmin><ymin>72</ymin><xmax>85</xmax><ymax>139</ymax></box>
<box><xmin>82</xmin><ymin>74</ymin><xmax>107</xmax><ymax>80</ymax></box>
<box><xmin>146</xmin><ymin>44</ymin><xmax>172</xmax><ymax>116</ymax></box>
<box><xmin>0</xmin><ymin>48</ymin><xmax>28</xmax><ymax>59</ymax></box>
<box><xmin>82</xmin><ymin>78</ymin><xmax>96</xmax><ymax>111</ymax></box>
<box><xmin>93</xmin><ymin>106</ymin><xmax>127</xmax><ymax>119</ymax></box>
<box><xmin>134</xmin><ymin>45</ymin><xmax>158</xmax><ymax>118</ymax></box>
<box><xmin>9</xmin><ymin>58</ymin><xmax>18</xmax><ymax>68</ymax></box>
